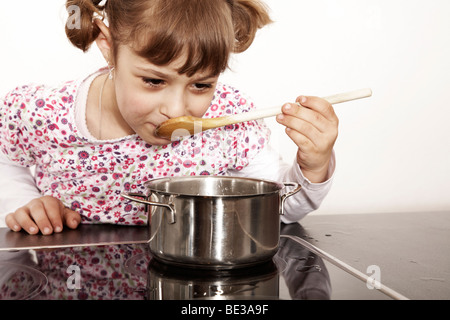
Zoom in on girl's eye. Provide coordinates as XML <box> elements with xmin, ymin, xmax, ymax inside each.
<box><xmin>143</xmin><ymin>78</ymin><xmax>165</xmax><ymax>87</ymax></box>
<box><xmin>193</xmin><ymin>83</ymin><xmax>213</xmax><ymax>91</ymax></box>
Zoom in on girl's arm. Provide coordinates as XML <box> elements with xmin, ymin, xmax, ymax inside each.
<box><xmin>229</xmin><ymin>145</ymin><xmax>335</xmax><ymax>223</ymax></box>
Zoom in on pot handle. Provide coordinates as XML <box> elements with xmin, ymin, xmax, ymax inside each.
<box><xmin>121</xmin><ymin>192</ymin><xmax>177</xmax><ymax>224</ymax></box>
<box><xmin>280</xmin><ymin>183</ymin><xmax>302</xmax><ymax>215</ymax></box>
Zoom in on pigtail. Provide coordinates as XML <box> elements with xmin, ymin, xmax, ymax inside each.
<box><xmin>229</xmin><ymin>0</ymin><xmax>272</xmax><ymax>53</ymax></box>
<box><xmin>65</xmin><ymin>0</ymin><xmax>106</xmax><ymax>52</ymax></box>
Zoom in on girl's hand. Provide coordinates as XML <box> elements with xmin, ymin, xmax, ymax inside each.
<box><xmin>277</xmin><ymin>95</ymin><xmax>339</xmax><ymax>183</ymax></box>
<box><xmin>5</xmin><ymin>196</ymin><xmax>81</xmax><ymax>235</ymax></box>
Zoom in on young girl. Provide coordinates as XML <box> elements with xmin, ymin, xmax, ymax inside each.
<box><xmin>0</xmin><ymin>0</ymin><xmax>338</xmax><ymax>235</ymax></box>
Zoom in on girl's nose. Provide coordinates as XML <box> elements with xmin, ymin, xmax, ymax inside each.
<box><xmin>160</xmin><ymin>92</ymin><xmax>186</xmax><ymax>119</ymax></box>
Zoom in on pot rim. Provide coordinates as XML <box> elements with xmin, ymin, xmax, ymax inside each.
<box><xmin>143</xmin><ymin>176</ymin><xmax>287</xmax><ymax>199</ymax></box>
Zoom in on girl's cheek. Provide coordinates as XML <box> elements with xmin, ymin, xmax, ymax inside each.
<box><xmin>118</xmin><ymin>90</ymin><xmax>151</xmax><ymax>115</ymax></box>
<box><xmin>190</xmin><ymin>94</ymin><xmax>215</xmax><ymax>117</ymax></box>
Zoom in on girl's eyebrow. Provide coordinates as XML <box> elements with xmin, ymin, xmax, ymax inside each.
<box><xmin>136</xmin><ymin>66</ymin><xmax>171</xmax><ymax>79</ymax></box>
<box><xmin>136</xmin><ymin>66</ymin><xmax>218</xmax><ymax>82</ymax></box>
<box><xmin>194</xmin><ymin>73</ymin><xmax>220</xmax><ymax>82</ymax></box>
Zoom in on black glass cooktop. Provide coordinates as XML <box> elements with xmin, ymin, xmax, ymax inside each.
<box><xmin>0</xmin><ymin>223</ymin><xmax>403</xmax><ymax>301</ymax></box>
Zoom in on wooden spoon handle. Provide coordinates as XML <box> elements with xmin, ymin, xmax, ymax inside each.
<box><xmin>225</xmin><ymin>88</ymin><xmax>372</xmax><ymax>125</ymax></box>
<box><xmin>323</xmin><ymin>88</ymin><xmax>373</xmax><ymax>105</ymax></box>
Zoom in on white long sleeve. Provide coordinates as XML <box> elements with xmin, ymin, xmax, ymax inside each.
<box><xmin>229</xmin><ymin>146</ymin><xmax>335</xmax><ymax>223</ymax></box>
<box><xmin>0</xmin><ymin>153</ymin><xmax>41</xmax><ymax>228</ymax></box>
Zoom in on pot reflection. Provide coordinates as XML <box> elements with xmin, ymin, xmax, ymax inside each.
<box><xmin>147</xmin><ymin>259</ymin><xmax>280</xmax><ymax>300</ymax></box>
<box><xmin>142</xmin><ymin>223</ymin><xmax>332</xmax><ymax>300</ymax></box>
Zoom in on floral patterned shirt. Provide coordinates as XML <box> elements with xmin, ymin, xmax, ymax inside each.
<box><xmin>0</xmin><ymin>72</ymin><xmax>271</xmax><ymax>226</ymax></box>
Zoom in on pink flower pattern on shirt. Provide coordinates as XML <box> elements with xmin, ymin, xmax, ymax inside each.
<box><xmin>34</xmin><ymin>245</ymin><xmax>148</xmax><ymax>300</ymax></box>
<box><xmin>0</xmin><ymin>244</ymin><xmax>149</xmax><ymax>300</ymax></box>
<box><xmin>0</xmin><ymin>78</ymin><xmax>270</xmax><ymax>225</ymax></box>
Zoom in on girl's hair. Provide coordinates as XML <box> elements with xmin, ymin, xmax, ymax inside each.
<box><xmin>65</xmin><ymin>0</ymin><xmax>272</xmax><ymax>76</ymax></box>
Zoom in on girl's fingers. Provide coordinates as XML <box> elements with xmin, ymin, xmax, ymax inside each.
<box><xmin>278</xmin><ymin>97</ymin><xmax>339</xmax><ymax>150</ymax></box>
<box><xmin>42</xmin><ymin>198</ymin><xmax>65</xmax><ymax>233</ymax></box>
<box><xmin>5</xmin><ymin>214</ymin><xmax>22</xmax><ymax>232</ymax></box>
<box><xmin>277</xmin><ymin>105</ymin><xmax>321</xmax><ymax>147</ymax></box>
<box><xmin>63</xmin><ymin>208</ymin><xmax>82</xmax><ymax>230</ymax></box>
<box><xmin>6</xmin><ymin>197</ymin><xmax>80</xmax><ymax>235</ymax></box>
<box><xmin>285</xmin><ymin>127</ymin><xmax>315</xmax><ymax>151</ymax></box>
<box><xmin>281</xmin><ymin>102</ymin><xmax>329</xmax><ymax>133</ymax></box>
<box><xmin>296</xmin><ymin>96</ymin><xmax>338</xmax><ymax>124</ymax></box>
<box><xmin>285</xmin><ymin>119</ymin><xmax>319</xmax><ymax>149</ymax></box>
<box><xmin>29</xmin><ymin>201</ymin><xmax>54</xmax><ymax>235</ymax></box>
<box><xmin>6</xmin><ymin>208</ymin><xmax>39</xmax><ymax>235</ymax></box>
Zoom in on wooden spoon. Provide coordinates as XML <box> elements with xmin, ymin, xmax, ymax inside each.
<box><xmin>156</xmin><ymin>88</ymin><xmax>372</xmax><ymax>140</ymax></box>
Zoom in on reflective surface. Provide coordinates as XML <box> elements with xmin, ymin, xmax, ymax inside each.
<box><xmin>0</xmin><ymin>262</ymin><xmax>48</xmax><ymax>300</ymax></box>
<box><xmin>0</xmin><ymin>224</ymin><xmax>149</xmax><ymax>252</ymax></box>
<box><xmin>0</xmin><ymin>223</ymin><xmax>395</xmax><ymax>300</ymax></box>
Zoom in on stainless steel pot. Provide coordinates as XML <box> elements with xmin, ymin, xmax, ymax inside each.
<box><xmin>122</xmin><ymin>176</ymin><xmax>301</xmax><ymax>270</ymax></box>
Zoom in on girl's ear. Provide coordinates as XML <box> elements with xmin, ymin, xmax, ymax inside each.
<box><xmin>94</xmin><ymin>19</ymin><xmax>114</xmax><ymax>63</ymax></box>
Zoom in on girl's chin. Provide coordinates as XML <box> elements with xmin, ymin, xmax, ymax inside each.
<box><xmin>135</xmin><ymin>124</ymin><xmax>174</xmax><ymax>146</ymax></box>
<box><xmin>140</xmin><ymin>133</ymin><xmax>174</xmax><ymax>146</ymax></box>
<box><xmin>153</xmin><ymin>138</ymin><xmax>174</xmax><ymax>146</ymax></box>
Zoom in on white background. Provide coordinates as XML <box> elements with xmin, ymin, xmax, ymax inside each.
<box><xmin>1</xmin><ymin>0</ymin><xmax>449</xmax><ymax>216</ymax></box>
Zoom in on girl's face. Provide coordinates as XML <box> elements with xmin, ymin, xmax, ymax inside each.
<box><xmin>111</xmin><ymin>45</ymin><xmax>219</xmax><ymax>145</ymax></box>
